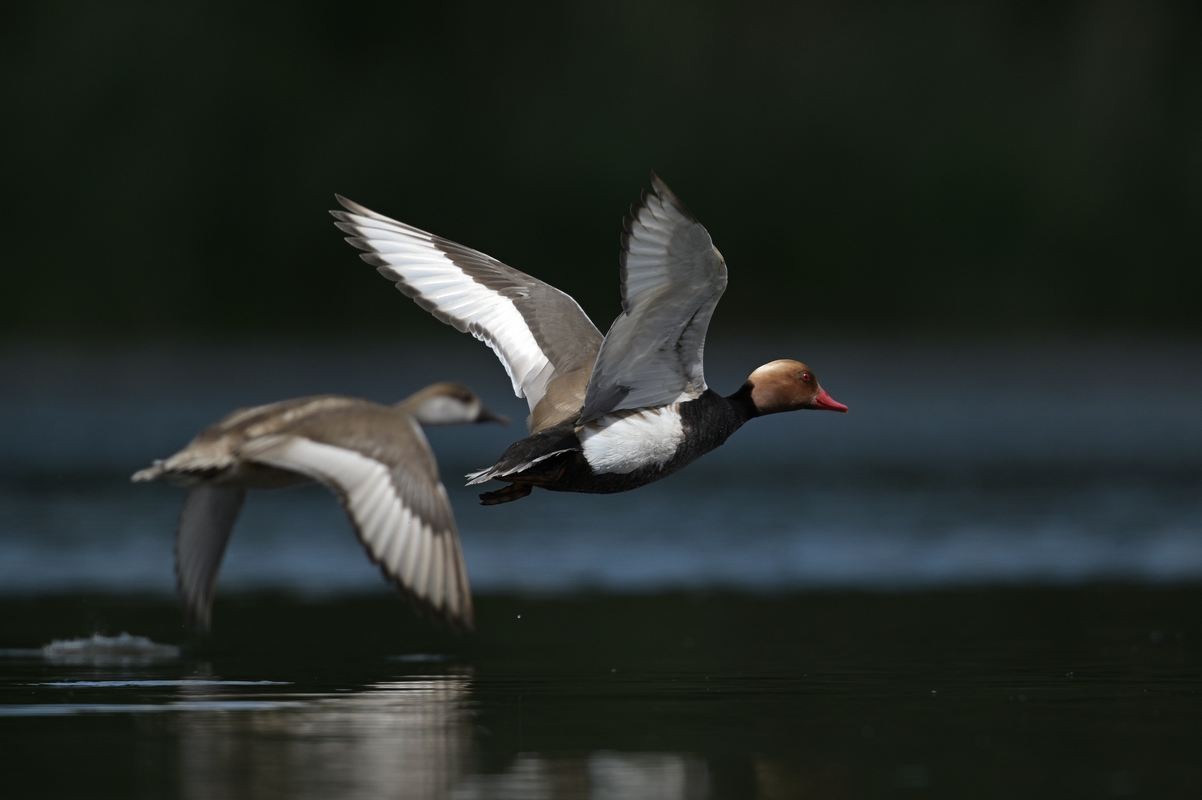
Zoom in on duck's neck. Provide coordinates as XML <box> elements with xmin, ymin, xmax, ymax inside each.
<box><xmin>673</xmin><ymin>389</ymin><xmax>754</xmax><ymax>464</ymax></box>
<box><xmin>724</xmin><ymin>383</ymin><xmax>760</xmax><ymax>424</ymax></box>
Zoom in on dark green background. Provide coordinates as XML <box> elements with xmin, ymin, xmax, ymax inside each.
<box><xmin>5</xmin><ymin>1</ymin><xmax>1200</xmax><ymax>340</ymax></box>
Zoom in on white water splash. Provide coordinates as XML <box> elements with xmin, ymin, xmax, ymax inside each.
<box><xmin>39</xmin><ymin>632</ymin><xmax>180</xmax><ymax>665</ymax></box>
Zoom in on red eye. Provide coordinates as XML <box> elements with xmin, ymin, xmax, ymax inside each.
<box><xmin>801</xmin><ymin>372</ymin><xmax>812</xmax><ymax>383</ymax></box>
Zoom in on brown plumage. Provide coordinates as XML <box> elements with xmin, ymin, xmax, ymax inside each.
<box><xmin>132</xmin><ymin>383</ymin><xmax>505</xmax><ymax>630</ymax></box>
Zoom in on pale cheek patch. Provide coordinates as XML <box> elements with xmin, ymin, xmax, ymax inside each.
<box><xmin>412</xmin><ymin>396</ymin><xmax>469</xmax><ymax>425</ymax></box>
<box><xmin>580</xmin><ymin>407</ymin><xmax>685</xmax><ymax>474</ymax></box>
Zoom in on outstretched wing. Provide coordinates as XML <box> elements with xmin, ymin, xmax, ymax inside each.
<box><xmin>241</xmin><ymin>426</ymin><xmax>474</xmax><ymax>629</ymax></box>
<box><xmin>176</xmin><ymin>485</ymin><xmax>246</xmax><ymax>630</ymax></box>
<box><xmin>579</xmin><ymin>175</ymin><xmax>728</xmax><ymax>421</ymax></box>
<box><xmin>332</xmin><ymin>197</ymin><xmax>602</xmax><ymax>431</ymax></box>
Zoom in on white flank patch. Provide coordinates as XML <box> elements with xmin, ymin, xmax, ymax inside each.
<box><xmin>579</xmin><ymin>406</ymin><xmax>685</xmax><ymax>475</ymax></box>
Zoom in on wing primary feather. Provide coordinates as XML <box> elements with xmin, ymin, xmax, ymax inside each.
<box><xmin>580</xmin><ymin>175</ymin><xmax>727</xmax><ymax>421</ymax></box>
<box><xmin>175</xmin><ymin>485</ymin><xmax>246</xmax><ymax>631</ymax></box>
<box><xmin>332</xmin><ymin>196</ymin><xmax>602</xmax><ymax>430</ymax></box>
<box><xmin>242</xmin><ymin>435</ymin><xmax>472</xmax><ymax>629</ymax></box>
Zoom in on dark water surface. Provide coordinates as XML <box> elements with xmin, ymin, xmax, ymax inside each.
<box><xmin>2</xmin><ymin>339</ymin><xmax>1201</xmax><ymax>796</ymax></box>
<box><xmin>2</xmin><ymin>588</ymin><xmax>1201</xmax><ymax>799</ymax></box>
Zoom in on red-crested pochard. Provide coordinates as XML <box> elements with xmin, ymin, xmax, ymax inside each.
<box><xmin>333</xmin><ymin>175</ymin><xmax>846</xmax><ymax>505</ymax></box>
<box><xmin>132</xmin><ymin>383</ymin><xmax>505</xmax><ymax>629</ymax></box>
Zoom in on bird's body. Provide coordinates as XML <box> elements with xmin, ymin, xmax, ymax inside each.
<box><xmin>132</xmin><ymin>383</ymin><xmax>503</xmax><ymax>629</ymax></box>
<box><xmin>333</xmin><ymin>175</ymin><xmax>846</xmax><ymax>505</ymax></box>
<box><xmin>468</xmin><ymin>390</ymin><xmax>752</xmax><ymax>501</ymax></box>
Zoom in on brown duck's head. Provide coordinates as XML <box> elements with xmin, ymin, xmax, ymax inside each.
<box><xmin>745</xmin><ymin>359</ymin><xmax>848</xmax><ymax>416</ymax></box>
<box><xmin>402</xmin><ymin>383</ymin><xmax>509</xmax><ymax>426</ymax></box>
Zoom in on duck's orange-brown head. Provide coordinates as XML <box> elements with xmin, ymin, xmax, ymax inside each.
<box><xmin>745</xmin><ymin>359</ymin><xmax>848</xmax><ymax>416</ymax></box>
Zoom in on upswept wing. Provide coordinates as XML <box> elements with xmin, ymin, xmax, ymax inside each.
<box><xmin>332</xmin><ymin>197</ymin><xmax>602</xmax><ymax>431</ymax></box>
<box><xmin>579</xmin><ymin>175</ymin><xmax>728</xmax><ymax>421</ymax></box>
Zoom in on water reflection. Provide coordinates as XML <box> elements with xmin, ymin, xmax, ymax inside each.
<box><xmin>452</xmin><ymin>753</ymin><xmax>711</xmax><ymax>800</ymax></box>
<box><xmin>3</xmin><ymin>587</ymin><xmax>1201</xmax><ymax>799</ymax></box>
<box><xmin>175</xmin><ymin>674</ymin><xmax>473</xmax><ymax>800</ymax></box>
<box><xmin>171</xmin><ymin>670</ymin><xmax>716</xmax><ymax>800</ymax></box>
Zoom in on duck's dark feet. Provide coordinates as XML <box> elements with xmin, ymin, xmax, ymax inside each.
<box><xmin>479</xmin><ymin>482</ymin><xmax>533</xmax><ymax>505</ymax></box>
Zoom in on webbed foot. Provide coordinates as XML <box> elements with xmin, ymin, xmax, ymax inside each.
<box><xmin>479</xmin><ymin>483</ymin><xmax>533</xmax><ymax>505</ymax></box>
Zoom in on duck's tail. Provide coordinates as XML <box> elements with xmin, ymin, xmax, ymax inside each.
<box><xmin>131</xmin><ymin>461</ymin><xmax>166</xmax><ymax>483</ymax></box>
<box><xmin>464</xmin><ymin>424</ymin><xmax>581</xmax><ymax>487</ymax></box>
<box><xmin>465</xmin><ymin>448</ymin><xmax>576</xmax><ymax>486</ymax></box>
<box><xmin>132</xmin><ymin>451</ymin><xmax>228</xmax><ymax>486</ymax></box>
<box><xmin>464</xmin><ymin>465</ymin><xmax>498</xmax><ymax>485</ymax></box>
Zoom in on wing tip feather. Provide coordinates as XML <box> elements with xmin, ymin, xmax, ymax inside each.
<box><xmin>647</xmin><ymin>171</ymin><xmax>698</xmax><ymax>222</ymax></box>
<box><xmin>374</xmin><ymin>547</ymin><xmax>476</xmax><ymax>632</ymax></box>
<box><xmin>333</xmin><ymin>194</ymin><xmax>370</xmax><ymax>216</ymax></box>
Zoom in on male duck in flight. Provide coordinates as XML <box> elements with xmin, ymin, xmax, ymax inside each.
<box><xmin>333</xmin><ymin>175</ymin><xmax>847</xmax><ymax>505</ymax></box>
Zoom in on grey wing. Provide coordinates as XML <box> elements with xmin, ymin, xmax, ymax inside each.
<box><xmin>332</xmin><ymin>197</ymin><xmax>603</xmax><ymax>430</ymax></box>
<box><xmin>176</xmin><ymin>485</ymin><xmax>246</xmax><ymax>630</ymax></box>
<box><xmin>579</xmin><ymin>174</ymin><xmax>728</xmax><ymax>421</ymax></box>
<box><xmin>240</xmin><ymin>430</ymin><xmax>474</xmax><ymax>628</ymax></box>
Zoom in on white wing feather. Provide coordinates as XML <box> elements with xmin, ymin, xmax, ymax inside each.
<box><xmin>242</xmin><ymin>435</ymin><xmax>472</xmax><ymax>627</ymax></box>
<box><xmin>333</xmin><ymin>197</ymin><xmax>600</xmax><ymax>425</ymax></box>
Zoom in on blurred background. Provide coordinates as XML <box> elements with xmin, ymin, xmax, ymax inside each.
<box><xmin>2</xmin><ymin>3</ymin><xmax>1201</xmax><ymax>798</ymax></box>
<box><xmin>3</xmin><ymin>1</ymin><xmax>1200</xmax><ymax>339</ymax></box>
<box><xmin>2</xmin><ymin>0</ymin><xmax>1198</xmax><ymax>591</ymax></box>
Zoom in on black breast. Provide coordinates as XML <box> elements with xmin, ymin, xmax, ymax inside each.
<box><xmin>672</xmin><ymin>390</ymin><xmax>751</xmax><ymax>469</ymax></box>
